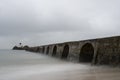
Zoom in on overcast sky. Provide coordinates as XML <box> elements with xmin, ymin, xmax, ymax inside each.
<box><xmin>0</xmin><ymin>0</ymin><xmax>120</xmax><ymax>49</ymax></box>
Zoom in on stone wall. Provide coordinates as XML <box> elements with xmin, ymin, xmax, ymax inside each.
<box><xmin>26</xmin><ymin>36</ymin><xmax>120</xmax><ymax>66</ymax></box>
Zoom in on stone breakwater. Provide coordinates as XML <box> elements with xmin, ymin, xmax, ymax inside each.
<box><xmin>14</xmin><ymin>36</ymin><xmax>120</xmax><ymax>66</ymax></box>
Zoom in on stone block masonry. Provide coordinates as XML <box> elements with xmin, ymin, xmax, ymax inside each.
<box><xmin>25</xmin><ymin>36</ymin><xmax>120</xmax><ymax>66</ymax></box>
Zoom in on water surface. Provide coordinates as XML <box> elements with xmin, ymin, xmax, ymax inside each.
<box><xmin>0</xmin><ymin>50</ymin><xmax>120</xmax><ymax>80</ymax></box>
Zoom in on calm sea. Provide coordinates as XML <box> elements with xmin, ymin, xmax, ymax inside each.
<box><xmin>0</xmin><ymin>50</ymin><xmax>120</xmax><ymax>80</ymax></box>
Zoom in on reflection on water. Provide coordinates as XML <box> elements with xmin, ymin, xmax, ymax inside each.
<box><xmin>0</xmin><ymin>50</ymin><xmax>120</xmax><ymax>80</ymax></box>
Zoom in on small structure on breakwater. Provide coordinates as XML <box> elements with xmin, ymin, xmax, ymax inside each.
<box><xmin>13</xmin><ymin>43</ymin><xmax>29</xmax><ymax>50</ymax></box>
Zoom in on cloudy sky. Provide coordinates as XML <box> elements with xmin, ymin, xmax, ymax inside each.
<box><xmin>0</xmin><ymin>0</ymin><xmax>120</xmax><ymax>49</ymax></box>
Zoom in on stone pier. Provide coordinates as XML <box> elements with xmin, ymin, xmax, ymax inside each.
<box><xmin>26</xmin><ymin>36</ymin><xmax>120</xmax><ymax>66</ymax></box>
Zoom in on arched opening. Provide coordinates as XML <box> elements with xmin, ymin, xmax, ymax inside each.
<box><xmin>79</xmin><ymin>43</ymin><xmax>94</xmax><ymax>62</ymax></box>
<box><xmin>36</xmin><ymin>47</ymin><xmax>39</xmax><ymax>52</ymax></box>
<box><xmin>61</xmin><ymin>45</ymin><xmax>69</xmax><ymax>59</ymax></box>
<box><xmin>42</xmin><ymin>47</ymin><xmax>45</xmax><ymax>53</ymax></box>
<box><xmin>46</xmin><ymin>47</ymin><xmax>49</xmax><ymax>54</ymax></box>
<box><xmin>52</xmin><ymin>46</ymin><xmax>57</xmax><ymax>56</ymax></box>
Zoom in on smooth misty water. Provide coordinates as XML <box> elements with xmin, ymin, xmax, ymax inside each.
<box><xmin>0</xmin><ymin>50</ymin><xmax>120</xmax><ymax>80</ymax></box>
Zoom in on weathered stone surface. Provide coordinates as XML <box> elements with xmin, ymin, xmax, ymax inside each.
<box><xmin>23</xmin><ymin>45</ymin><xmax>29</xmax><ymax>50</ymax></box>
<box><xmin>25</xmin><ymin>36</ymin><xmax>120</xmax><ymax>66</ymax></box>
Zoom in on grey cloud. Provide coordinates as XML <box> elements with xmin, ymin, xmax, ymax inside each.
<box><xmin>0</xmin><ymin>0</ymin><xmax>120</xmax><ymax>49</ymax></box>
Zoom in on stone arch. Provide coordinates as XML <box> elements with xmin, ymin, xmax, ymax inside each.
<box><xmin>61</xmin><ymin>45</ymin><xmax>69</xmax><ymax>59</ymax></box>
<box><xmin>52</xmin><ymin>46</ymin><xmax>57</xmax><ymax>56</ymax></box>
<box><xmin>36</xmin><ymin>47</ymin><xmax>39</xmax><ymax>52</ymax></box>
<box><xmin>42</xmin><ymin>47</ymin><xmax>45</xmax><ymax>53</ymax></box>
<box><xmin>46</xmin><ymin>46</ymin><xmax>49</xmax><ymax>54</ymax></box>
<box><xmin>79</xmin><ymin>43</ymin><xmax>94</xmax><ymax>62</ymax></box>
